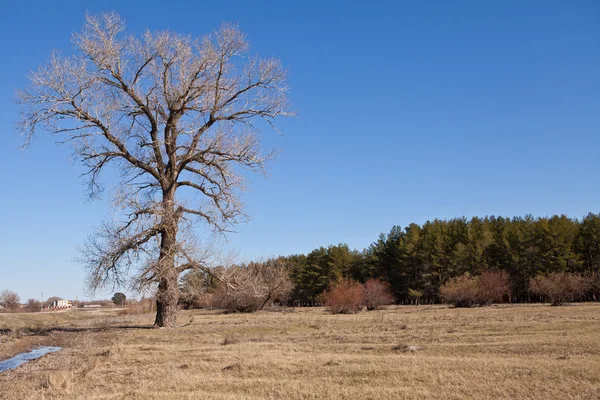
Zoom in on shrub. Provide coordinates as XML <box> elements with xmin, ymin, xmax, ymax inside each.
<box><xmin>363</xmin><ymin>279</ymin><xmax>395</xmax><ymax>310</ymax></box>
<box><xmin>440</xmin><ymin>271</ymin><xmax>511</xmax><ymax>307</ymax></box>
<box><xmin>529</xmin><ymin>273</ymin><xmax>591</xmax><ymax>306</ymax></box>
<box><xmin>476</xmin><ymin>270</ymin><xmax>511</xmax><ymax>306</ymax></box>
<box><xmin>439</xmin><ymin>275</ymin><xmax>479</xmax><ymax>307</ymax></box>
<box><xmin>24</xmin><ymin>298</ymin><xmax>42</xmax><ymax>312</ymax></box>
<box><xmin>321</xmin><ymin>279</ymin><xmax>365</xmax><ymax>314</ymax></box>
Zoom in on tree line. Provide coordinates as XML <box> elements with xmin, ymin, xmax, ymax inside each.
<box><xmin>182</xmin><ymin>213</ymin><xmax>600</xmax><ymax>309</ymax></box>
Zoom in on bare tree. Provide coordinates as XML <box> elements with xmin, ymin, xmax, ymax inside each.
<box><xmin>18</xmin><ymin>13</ymin><xmax>292</xmax><ymax>327</ymax></box>
<box><xmin>0</xmin><ymin>290</ymin><xmax>21</xmax><ymax>312</ymax></box>
<box><xmin>254</xmin><ymin>258</ymin><xmax>294</xmax><ymax>309</ymax></box>
<box><xmin>211</xmin><ymin>259</ymin><xmax>293</xmax><ymax>312</ymax></box>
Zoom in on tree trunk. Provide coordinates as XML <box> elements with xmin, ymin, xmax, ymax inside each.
<box><xmin>154</xmin><ymin>191</ymin><xmax>180</xmax><ymax>328</ymax></box>
<box><xmin>154</xmin><ymin>270</ymin><xmax>179</xmax><ymax>327</ymax></box>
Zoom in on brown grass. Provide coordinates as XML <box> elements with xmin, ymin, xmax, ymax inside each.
<box><xmin>1</xmin><ymin>304</ymin><xmax>600</xmax><ymax>399</ymax></box>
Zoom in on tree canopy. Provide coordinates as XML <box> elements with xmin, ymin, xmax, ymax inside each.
<box><xmin>112</xmin><ymin>292</ymin><xmax>127</xmax><ymax>306</ymax></box>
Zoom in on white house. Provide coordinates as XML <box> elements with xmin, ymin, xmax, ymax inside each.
<box><xmin>50</xmin><ymin>300</ymin><xmax>72</xmax><ymax>308</ymax></box>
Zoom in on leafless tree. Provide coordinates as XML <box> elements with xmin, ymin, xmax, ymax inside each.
<box><xmin>0</xmin><ymin>290</ymin><xmax>21</xmax><ymax>312</ymax></box>
<box><xmin>18</xmin><ymin>13</ymin><xmax>292</xmax><ymax>327</ymax></box>
<box><xmin>254</xmin><ymin>258</ymin><xmax>294</xmax><ymax>309</ymax></box>
<box><xmin>211</xmin><ymin>259</ymin><xmax>293</xmax><ymax>312</ymax></box>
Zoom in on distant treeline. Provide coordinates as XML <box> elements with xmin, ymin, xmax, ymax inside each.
<box><xmin>275</xmin><ymin>213</ymin><xmax>600</xmax><ymax>305</ymax></box>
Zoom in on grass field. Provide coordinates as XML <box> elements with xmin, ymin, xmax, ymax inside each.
<box><xmin>1</xmin><ymin>304</ymin><xmax>599</xmax><ymax>399</ymax></box>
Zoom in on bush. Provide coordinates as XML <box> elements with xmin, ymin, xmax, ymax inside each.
<box><xmin>439</xmin><ymin>275</ymin><xmax>479</xmax><ymax>307</ymax></box>
<box><xmin>476</xmin><ymin>271</ymin><xmax>511</xmax><ymax>306</ymax></box>
<box><xmin>363</xmin><ymin>279</ymin><xmax>395</xmax><ymax>310</ymax></box>
<box><xmin>24</xmin><ymin>298</ymin><xmax>42</xmax><ymax>312</ymax></box>
<box><xmin>529</xmin><ymin>273</ymin><xmax>591</xmax><ymax>306</ymax></box>
<box><xmin>440</xmin><ymin>271</ymin><xmax>511</xmax><ymax>307</ymax></box>
<box><xmin>321</xmin><ymin>279</ymin><xmax>365</xmax><ymax>314</ymax></box>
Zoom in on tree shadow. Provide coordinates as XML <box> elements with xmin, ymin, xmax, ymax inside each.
<box><xmin>0</xmin><ymin>325</ymin><xmax>156</xmax><ymax>336</ymax></box>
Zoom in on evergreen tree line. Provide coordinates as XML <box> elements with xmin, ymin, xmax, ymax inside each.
<box><xmin>276</xmin><ymin>213</ymin><xmax>600</xmax><ymax>305</ymax></box>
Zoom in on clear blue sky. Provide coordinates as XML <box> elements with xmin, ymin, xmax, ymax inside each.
<box><xmin>1</xmin><ymin>0</ymin><xmax>598</xmax><ymax>301</ymax></box>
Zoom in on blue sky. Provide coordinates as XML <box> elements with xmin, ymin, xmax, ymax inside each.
<box><xmin>1</xmin><ymin>0</ymin><xmax>598</xmax><ymax>301</ymax></box>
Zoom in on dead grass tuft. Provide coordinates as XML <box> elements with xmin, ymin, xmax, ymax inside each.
<box><xmin>41</xmin><ymin>371</ymin><xmax>73</xmax><ymax>392</ymax></box>
<box><xmin>391</xmin><ymin>343</ymin><xmax>422</xmax><ymax>352</ymax></box>
<box><xmin>221</xmin><ymin>334</ymin><xmax>239</xmax><ymax>345</ymax></box>
<box><xmin>221</xmin><ymin>363</ymin><xmax>241</xmax><ymax>372</ymax></box>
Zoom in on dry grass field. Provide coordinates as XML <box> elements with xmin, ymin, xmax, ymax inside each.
<box><xmin>1</xmin><ymin>304</ymin><xmax>599</xmax><ymax>399</ymax></box>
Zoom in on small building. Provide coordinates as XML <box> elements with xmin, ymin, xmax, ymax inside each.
<box><xmin>50</xmin><ymin>300</ymin><xmax>72</xmax><ymax>308</ymax></box>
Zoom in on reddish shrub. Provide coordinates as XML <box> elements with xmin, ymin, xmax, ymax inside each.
<box><xmin>321</xmin><ymin>279</ymin><xmax>365</xmax><ymax>314</ymax></box>
<box><xmin>529</xmin><ymin>273</ymin><xmax>591</xmax><ymax>306</ymax></box>
<box><xmin>441</xmin><ymin>271</ymin><xmax>511</xmax><ymax>307</ymax></box>
<box><xmin>363</xmin><ymin>279</ymin><xmax>395</xmax><ymax>310</ymax></box>
<box><xmin>476</xmin><ymin>270</ymin><xmax>511</xmax><ymax>306</ymax></box>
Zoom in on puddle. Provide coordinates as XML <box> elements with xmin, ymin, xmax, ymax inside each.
<box><xmin>0</xmin><ymin>346</ymin><xmax>62</xmax><ymax>373</ymax></box>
